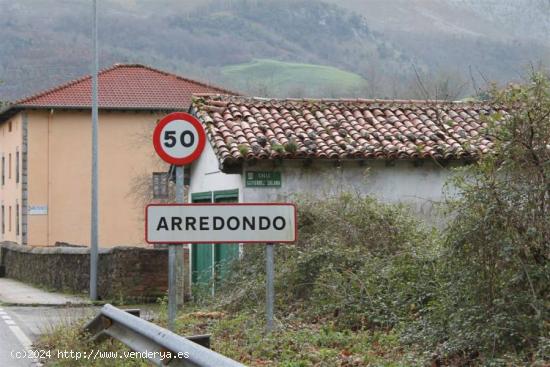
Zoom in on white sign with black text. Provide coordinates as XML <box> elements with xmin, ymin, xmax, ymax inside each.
<box><xmin>146</xmin><ymin>203</ymin><xmax>296</xmax><ymax>244</ymax></box>
<box><xmin>29</xmin><ymin>205</ymin><xmax>48</xmax><ymax>215</ymax></box>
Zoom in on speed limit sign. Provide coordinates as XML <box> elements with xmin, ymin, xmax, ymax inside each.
<box><xmin>153</xmin><ymin>112</ymin><xmax>206</xmax><ymax>165</ymax></box>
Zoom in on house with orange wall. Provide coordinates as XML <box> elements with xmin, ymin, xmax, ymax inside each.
<box><xmin>0</xmin><ymin>64</ymin><xmax>233</xmax><ymax>247</ymax></box>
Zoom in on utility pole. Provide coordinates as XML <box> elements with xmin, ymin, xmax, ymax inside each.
<box><xmin>90</xmin><ymin>0</ymin><xmax>99</xmax><ymax>300</ymax></box>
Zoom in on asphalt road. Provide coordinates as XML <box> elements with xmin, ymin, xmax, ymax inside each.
<box><xmin>0</xmin><ymin>306</ymin><xmax>37</xmax><ymax>367</ymax></box>
<box><xmin>0</xmin><ymin>279</ymin><xmax>158</xmax><ymax>366</ymax></box>
<box><xmin>0</xmin><ymin>306</ymin><xmax>100</xmax><ymax>367</ymax></box>
<box><xmin>0</xmin><ymin>304</ymin><xmax>159</xmax><ymax>366</ymax></box>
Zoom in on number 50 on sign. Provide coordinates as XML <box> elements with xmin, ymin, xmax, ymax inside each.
<box><xmin>153</xmin><ymin>112</ymin><xmax>206</xmax><ymax>166</ymax></box>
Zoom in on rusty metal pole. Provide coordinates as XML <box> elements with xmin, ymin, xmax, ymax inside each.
<box><xmin>168</xmin><ymin>165</ymin><xmax>185</xmax><ymax>331</ymax></box>
<box><xmin>266</xmin><ymin>243</ymin><xmax>275</xmax><ymax>332</ymax></box>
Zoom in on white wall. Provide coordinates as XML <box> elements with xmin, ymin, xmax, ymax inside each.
<box><xmin>189</xmin><ymin>145</ymin><xmax>460</xmax><ymax>225</ymax></box>
<box><xmin>241</xmin><ymin>160</ymin><xmax>458</xmax><ymax>224</ymax></box>
<box><xmin>188</xmin><ymin>142</ymin><xmax>243</xmax><ymax>201</ymax></box>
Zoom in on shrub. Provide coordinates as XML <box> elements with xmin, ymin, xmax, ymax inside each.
<box><xmin>192</xmin><ymin>74</ymin><xmax>550</xmax><ymax>365</ymax></box>
<box><xmin>412</xmin><ymin>73</ymin><xmax>550</xmax><ymax>364</ymax></box>
<box><xmin>206</xmin><ymin>193</ymin><xmax>438</xmax><ymax>332</ymax></box>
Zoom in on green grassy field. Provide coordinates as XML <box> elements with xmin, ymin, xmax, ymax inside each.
<box><xmin>221</xmin><ymin>59</ymin><xmax>367</xmax><ymax>97</ymax></box>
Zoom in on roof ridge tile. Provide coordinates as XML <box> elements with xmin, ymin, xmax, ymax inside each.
<box><xmin>4</xmin><ymin>64</ymin><xmax>237</xmax><ymax>114</ymax></box>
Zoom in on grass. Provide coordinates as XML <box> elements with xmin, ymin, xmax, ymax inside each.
<box><xmin>38</xmin><ymin>324</ymin><xmax>149</xmax><ymax>366</ymax></box>
<box><xmin>36</xmin><ymin>303</ymin><xmax>421</xmax><ymax>367</ymax></box>
<box><xmin>173</xmin><ymin>307</ymin><xmax>423</xmax><ymax>367</ymax></box>
<box><xmin>221</xmin><ymin>59</ymin><xmax>367</xmax><ymax>97</ymax></box>
<box><xmin>34</xmin><ymin>302</ymin><xmax>162</xmax><ymax>366</ymax></box>
<box><xmin>37</xmin><ymin>302</ymin><xmax>538</xmax><ymax>366</ymax></box>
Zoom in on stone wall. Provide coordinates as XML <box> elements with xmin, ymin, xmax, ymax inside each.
<box><xmin>0</xmin><ymin>242</ymin><xmax>190</xmax><ymax>302</ymax></box>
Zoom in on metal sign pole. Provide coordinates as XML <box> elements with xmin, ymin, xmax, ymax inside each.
<box><xmin>175</xmin><ymin>166</ymin><xmax>185</xmax><ymax>306</ymax></box>
<box><xmin>266</xmin><ymin>243</ymin><xmax>275</xmax><ymax>332</ymax></box>
<box><xmin>168</xmin><ymin>165</ymin><xmax>185</xmax><ymax>331</ymax></box>
<box><xmin>168</xmin><ymin>244</ymin><xmax>177</xmax><ymax>331</ymax></box>
<box><xmin>150</xmin><ymin>113</ymin><xmax>204</xmax><ymax>331</ymax></box>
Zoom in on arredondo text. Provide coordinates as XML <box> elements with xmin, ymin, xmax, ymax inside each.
<box><xmin>156</xmin><ymin>215</ymin><xmax>287</xmax><ymax>231</ymax></box>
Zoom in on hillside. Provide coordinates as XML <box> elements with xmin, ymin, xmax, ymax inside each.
<box><xmin>221</xmin><ymin>59</ymin><xmax>368</xmax><ymax>97</ymax></box>
<box><xmin>0</xmin><ymin>0</ymin><xmax>548</xmax><ymax>101</ymax></box>
<box><xmin>329</xmin><ymin>0</ymin><xmax>550</xmax><ymax>84</ymax></box>
<box><xmin>0</xmin><ymin>0</ymin><xmax>407</xmax><ymax>100</ymax></box>
<box><xmin>447</xmin><ymin>0</ymin><xmax>550</xmax><ymax>43</ymax></box>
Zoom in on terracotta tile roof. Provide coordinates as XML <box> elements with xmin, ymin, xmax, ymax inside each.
<box><xmin>12</xmin><ymin>64</ymin><xmax>235</xmax><ymax>110</ymax></box>
<box><xmin>192</xmin><ymin>95</ymin><xmax>503</xmax><ymax>167</ymax></box>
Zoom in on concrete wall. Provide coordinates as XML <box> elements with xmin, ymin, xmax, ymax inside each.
<box><xmin>25</xmin><ymin>110</ymin><xmax>168</xmax><ymax>247</ymax></box>
<box><xmin>242</xmin><ymin>160</ymin><xmax>458</xmax><ymax>223</ymax></box>
<box><xmin>189</xmin><ymin>144</ymin><xmax>460</xmax><ymax>224</ymax></box>
<box><xmin>0</xmin><ymin>242</ymin><xmax>189</xmax><ymax>301</ymax></box>
<box><xmin>0</xmin><ymin>114</ymin><xmax>23</xmax><ymax>243</ymax></box>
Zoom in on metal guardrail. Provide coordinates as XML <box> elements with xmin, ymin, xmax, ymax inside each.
<box><xmin>84</xmin><ymin>304</ymin><xmax>246</xmax><ymax>367</ymax></box>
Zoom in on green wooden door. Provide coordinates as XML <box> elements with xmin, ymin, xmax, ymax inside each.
<box><xmin>213</xmin><ymin>190</ymin><xmax>240</xmax><ymax>282</ymax></box>
<box><xmin>191</xmin><ymin>189</ymin><xmax>240</xmax><ymax>289</ymax></box>
<box><xmin>191</xmin><ymin>192</ymin><xmax>213</xmax><ymax>285</ymax></box>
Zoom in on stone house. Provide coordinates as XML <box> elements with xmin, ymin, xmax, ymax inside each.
<box><xmin>185</xmin><ymin>94</ymin><xmax>498</xmax><ymax>283</ymax></box>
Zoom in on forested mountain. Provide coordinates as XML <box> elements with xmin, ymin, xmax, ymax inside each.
<box><xmin>330</xmin><ymin>0</ymin><xmax>549</xmax><ymax>93</ymax></box>
<box><xmin>0</xmin><ymin>0</ymin><xmax>548</xmax><ymax>101</ymax></box>
<box><xmin>447</xmin><ymin>0</ymin><xmax>550</xmax><ymax>43</ymax></box>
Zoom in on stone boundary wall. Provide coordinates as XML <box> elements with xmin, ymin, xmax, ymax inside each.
<box><xmin>0</xmin><ymin>242</ymin><xmax>189</xmax><ymax>302</ymax></box>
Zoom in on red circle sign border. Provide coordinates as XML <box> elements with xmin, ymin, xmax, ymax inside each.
<box><xmin>153</xmin><ymin>112</ymin><xmax>206</xmax><ymax>166</ymax></box>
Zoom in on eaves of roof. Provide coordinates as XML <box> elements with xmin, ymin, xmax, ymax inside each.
<box><xmin>0</xmin><ymin>104</ymin><xmax>186</xmax><ymax>123</ymax></box>
<box><xmin>191</xmin><ymin>94</ymin><xmax>503</xmax><ymax>172</ymax></box>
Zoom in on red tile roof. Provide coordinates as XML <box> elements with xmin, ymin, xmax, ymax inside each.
<box><xmin>192</xmin><ymin>95</ymin><xmax>502</xmax><ymax>167</ymax></box>
<box><xmin>13</xmin><ymin>64</ymin><xmax>235</xmax><ymax>110</ymax></box>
